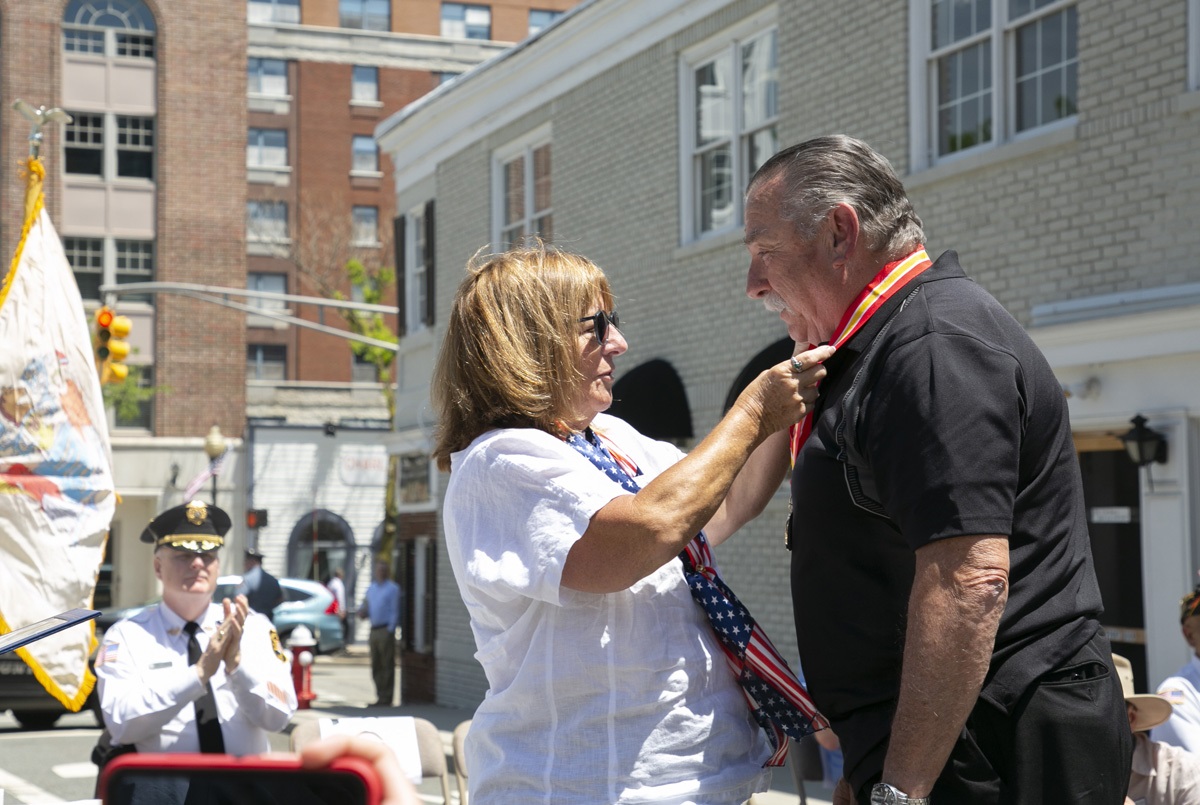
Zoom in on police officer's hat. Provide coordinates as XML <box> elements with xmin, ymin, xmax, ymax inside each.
<box><xmin>141</xmin><ymin>500</ymin><xmax>231</xmax><ymax>553</ymax></box>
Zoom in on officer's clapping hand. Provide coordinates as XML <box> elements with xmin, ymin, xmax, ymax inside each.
<box><xmin>195</xmin><ymin>594</ymin><xmax>249</xmax><ymax>684</ymax></box>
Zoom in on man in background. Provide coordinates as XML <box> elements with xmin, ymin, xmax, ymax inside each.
<box><xmin>1151</xmin><ymin>584</ymin><xmax>1200</xmax><ymax>752</ymax></box>
<box><xmin>358</xmin><ymin>560</ymin><xmax>401</xmax><ymax>707</ymax></box>
<box><xmin>328</xmin><ymin>567</ymin><xmax>349</xmax><ymax>635</ymax></box>
<box><xmin>240</xmin><ymin>547</ymin><xmax>283</xmax><ymax>622</ymax></box>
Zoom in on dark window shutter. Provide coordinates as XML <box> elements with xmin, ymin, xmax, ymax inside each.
<box><xmin>423</xmin><ymin>199</ymin><xmax>436</xmax><ymax>327</ymax></box>
<box><xmin>393</xmin><ymin>214</ymin><xmax>407</xmax><ymax>337</ymax></box>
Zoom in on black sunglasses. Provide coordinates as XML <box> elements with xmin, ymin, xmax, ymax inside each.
<box><xmin>578</xmin><ymin>310</ymin><xmax>619</xmax><ymax>343</ymax></box>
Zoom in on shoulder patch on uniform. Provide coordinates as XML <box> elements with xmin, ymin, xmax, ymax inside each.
<box><xmin>1161</xmin><ymin>687</ymin><xmax>1187</xmax><ymax>705</ymax></box>
<box><xmin>270</xmin><ymin>629</ymin><xmax>287</xmax><ymax>662</ymax></box>
<box><xmin>96</xmin><ymin>642</ymin><xmax>119</xmax><ymax>667</ymax></box>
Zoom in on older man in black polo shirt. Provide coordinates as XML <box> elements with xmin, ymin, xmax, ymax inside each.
<box><xmin>743</xmin><ymin>135</ymin><xmax>1130</xmax><ymax>804</ymax></box>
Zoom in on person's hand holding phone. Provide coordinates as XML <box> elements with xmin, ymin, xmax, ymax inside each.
<box><xmin>299</xmin><ymin>734</ymin><xmax>420</xmax><ymax>805</ymax></box>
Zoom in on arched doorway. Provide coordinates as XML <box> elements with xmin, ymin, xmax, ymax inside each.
<box><xmin>608</xmin><ymin>358</ymin><xmax>693</xmax><ymax>446</ymax></box>
<box><xmin>287</xmin><ymin>509</ymin><xmax>356</xmax><ymax>616</ymax></box>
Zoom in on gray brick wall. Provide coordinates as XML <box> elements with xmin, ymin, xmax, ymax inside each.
<box><xmin>419</xmin><ymin>0</ymin><xmax>1200</xmax><ymax>706</ymax></box>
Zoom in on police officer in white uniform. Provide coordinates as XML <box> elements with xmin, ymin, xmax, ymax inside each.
<box><xmin>1152</xmin><ymin>584</ymin><xmax>1200</xmax><ymax>752</ymax></box>
<box><xmin>96</xmin><ymin>500</ymin><xmax>297</xmax><ymax>757</ymax></box>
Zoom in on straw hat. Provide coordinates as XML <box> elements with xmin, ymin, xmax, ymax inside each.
<box><xmin>1114</xmin><ymin>653</ymin><xmax>1173</xmax><ymax>732</ymax></box>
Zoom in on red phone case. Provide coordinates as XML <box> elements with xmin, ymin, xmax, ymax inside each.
<box><xmin>98</xmin><ymin>752</ymin><xmax>382</xmax><ymax>805</ymax></box>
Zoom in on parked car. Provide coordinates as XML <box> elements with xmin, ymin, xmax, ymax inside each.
<box><xmin>213</xmin><ymin>575</ymin><xmax>345</xmax><ymax>655</ymax></box>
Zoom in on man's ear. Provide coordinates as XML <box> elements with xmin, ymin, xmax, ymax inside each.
<box><xmin>828</xmin><ymin>202</ymin><xmax>860</xmax><ymax>265</ymax></box>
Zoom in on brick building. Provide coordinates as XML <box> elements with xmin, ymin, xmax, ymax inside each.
<box><xmin>378</xmin><ymin>0</ymin><xmax>1200</xmax><ymax>707</ymax></box>
<box><xmin>0</xmin><ymin>0</ymin><xmax>574</xmax><ymax>672</ymax></box>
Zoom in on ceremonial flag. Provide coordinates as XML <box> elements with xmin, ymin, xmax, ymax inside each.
<box><xmin>0</xmin><ymin>156</ymin><xmax>114</xmax><ymax>710</ymax></box>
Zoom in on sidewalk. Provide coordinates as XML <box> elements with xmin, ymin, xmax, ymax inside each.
<box><xmin>298</xmin><ymin>646</ymin><xmax>833</xmax><ymax>804</ymax></box>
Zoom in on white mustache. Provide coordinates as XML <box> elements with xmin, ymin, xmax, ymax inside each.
<box><xmin>762</xmin><ymin>292</ymin><xmax>789</xmax><ymax>313</ymax></box>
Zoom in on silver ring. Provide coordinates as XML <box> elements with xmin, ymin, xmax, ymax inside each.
<box><xmin>790</xmin><ymin>355</ymin><xmax>805</xmax><ymax>373</ymax></box>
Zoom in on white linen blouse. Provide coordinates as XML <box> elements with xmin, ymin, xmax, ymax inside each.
<box><xmin>444</xmin><ymin>413</ymin><xmax>770</xmax><ymax>805</ymax></box>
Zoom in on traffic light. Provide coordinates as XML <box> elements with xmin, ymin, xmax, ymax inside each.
<box><xmin>246</xmin><ymin>509</ymin><xmax>269</xmax><ymax>529</ymax></box>
<box><xmin>93</xmin><ymin>306</ymin><xmax>132</xmax><ymax>385</ymax></box>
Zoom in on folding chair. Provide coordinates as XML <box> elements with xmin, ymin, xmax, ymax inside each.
<box><xmin>290</xmin><ymin>716</ymin><xmax>453</xmax><ymax>803</ymax></box>
<box><xmin>452</xmin><ymin>719</ymin><xmax>472</xmax><ymax>805</ymax></box>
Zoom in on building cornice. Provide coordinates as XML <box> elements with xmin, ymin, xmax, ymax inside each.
<box><xmin>248</xmin><ymin>22</ymin><xmax>509</xmax><ymax>73</ymax></box>
<box><xmin>375</xmin><ymin>0</ymin><xmax>750</xmax><ymax>189</ymax></box>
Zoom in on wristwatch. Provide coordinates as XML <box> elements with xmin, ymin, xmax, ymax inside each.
<box><xmin>870</xmin><ymin>782</ymin><xmax>931</xmax><ymax>805</ymax></box>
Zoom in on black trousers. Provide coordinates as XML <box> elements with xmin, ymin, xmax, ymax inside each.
<box><xmin>856</xmin><ymin>632</ymin><xmax>1132</xmax><ymax>804</ymax></box>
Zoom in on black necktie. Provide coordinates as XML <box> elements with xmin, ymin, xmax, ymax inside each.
<box><xmin>184</xmin><ymin>621</ymin><xmax>226</xmax><ymax>753</ymax></box>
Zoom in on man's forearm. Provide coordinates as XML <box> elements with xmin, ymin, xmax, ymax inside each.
<box><xmin>882</xmin><ymin>535</ymin><xmax>1009</xmax><ymax>796</ymax></box>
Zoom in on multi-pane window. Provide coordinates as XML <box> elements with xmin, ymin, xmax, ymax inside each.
<box><xmin>247</xmin><ymin>345</ymin><xmax>287</xmax><ymax>380</ymax></box>
<box><xmin>248</xmin><ymin>128</ymin><xmax>288</xmax><ymax>168</ymax></box>
<box><xmin>62</xmin><ymin>0</ymin><xmax>157</xmax><ymax>57</ymax></box>
<box><xmin>352</xmin><ymin>66</ymin><xmax>379</xmax><ymax>102</ymax></box>
<box><xmin>65</xmin><ymin>113</ymin><xmax>155</xmax><ymax>179</ymax></box>
<box><xmin>247</xmin><ymin>201</ymin><xmax>289</xmax><ymax>243</ymax></box>
<box><xmin>248</xmin><ymin>0</ymin><xmax>300</xmax><ymax>24</ymax></box>
<box><xmin>116</xmin><ymin>116</ymin><xmax>153</xmax><ymax>178</ymax></box>
<box><xmin>441</xmin><ymin>3</ymin><xmax>491</xmax><ymax>40</ymax></box>
<box><xmin>116</xmin><ymin>32</ymin><xmax>154</xmax><ymax>57</ymax></box>
<box><xmin>352</xmin><ymin>135</ymin><xmax>379</xmax><ymax>173</ymax></box>
<box><xmin>64</xmin><ymin>237</ymin><xmax>104</xmax><ymax>300</ymax></box>
<box><xmin>352</xmin><ymin>206</ymin><xmax>379</xmax><ymax>246</ymax></box>
<box><xmin>115</xmin><ymin>239</ymin><xmax>154</xmax><ymax>301</ymax></box>
<box><xmin>248</xmin><ymin>273</ymin><xmax>288</xmax><ymax>312</ymax></box>
<box><xmin>528</xmin><ymin>9</ymin><xmax>562</xmax><ymax>36</ymax></box>
<box><xmin>339</xmin><ymin>0</ymin><xmax>390</xmax><ymax>31</ymax></box>
<box><xmin>65</xmin><ymin>114</ymin><xmax>104</xmax><ymax>176</ymax></box>
<box><xmin>64</xmin><ymin>237</ymin><xmax>154</xmax><ymax>302</ymax></box>
<box><xmin>683</xmin><ymin>25</ymin><xmax>778</xmax><ymax>240</ymax></box>
<box><xmin>406</xmin><ymin>205</ymin><xmax>428</xmax><ymax>333</ymax></box>
<box><xmin>248</xmin><ymin>58</ymin><xmax>288</xmax><ymax>96</ymax></box>
<box><xmin>921</xmin><ymin>0</ymin><xmax>1077</xmax><ymax>161</ymax></box>
<box><xmin>498</xmin><ymin>139</ymin><xmax>552</xmax><ymax>248</ymax></box>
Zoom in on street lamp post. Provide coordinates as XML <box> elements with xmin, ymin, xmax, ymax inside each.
<box><xmin>203</xmin><ymin>424</ymin><xmax>226</xmax><ymax>506</ymax></box>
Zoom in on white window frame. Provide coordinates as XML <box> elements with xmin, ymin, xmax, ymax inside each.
<box><xmin>491</xmin><ymin>123</ymin><xmax>552</xmax><ymax>250</ymax></box>
<box><xmin>441</xmin><ymin>2</ymin><xmax>491</xmax><ymax>40</ymax></box>
<box><xmin>909</xmin><ymin>0</ymin><xmax>1079</xmax><ymax>173</ymax></box>
<box><xmin>404</xmin><ymin>203</ymin><xmax>428</xmax><ymax>334</ymax></box>
<box><xmin>351</xmin><ymin>205</ymin><xmax>380</xmax><ymax>247</ymax></box>
<box><xmin>248</xmin><ymin>0</ymin><xmax>300</xmax><ymax>24</ymax></box>
<box><xmin>64</xmin><ymin>235</ymin><xmax>156</xmax><ymax>303</ymax></box>
<box><xmin>351</xmin><ymin>134</ymin><xmax>381</xmax><ymax>176</ymax></box>
<box><xmin>247</xmin><ymin>127</ymin><xmax>288</xmax><ymax>169</ymax></box>
<box><xmin>1191</xmin><ymin>0</ymin><xmax>1200</xmax><ymax>92</ymax></box>
<box><xmin>247</xmin><ymin>200</ymin><xmax>289</xmax><ymax>250</ymax></box>
<box><xmin>677</xmin><ymin>8</ymin><xmax>778</xmax><ymax>246</ymax></box>
<box><xmin>528</xmin><ymin>9</ymin><xmax>562</xmax><ymax>37</ymax></box>
<box><xmin>248</xmin><ymin>57</ymin><xmax>288</xmax><ymax>98</ymax></box>
<box><xmin>351</xmin><ymin>65</ymin><xmax>381</xmax><ymax>105</ymax></box>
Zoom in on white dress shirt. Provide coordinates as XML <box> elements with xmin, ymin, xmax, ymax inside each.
<box><xmin>1129</xmin><ymin>732</ymin><xmax>1200</xmax><ymax>805</ymax></box>
<box><xmin>1153</xmin><ymin>655</ymin><xmax>1200</xmax><ymax>753</ymax></box>
<box><xmin>97</xmin><ymin>600</ymin><xmax>297</xmax><ymax>755</ymax></box>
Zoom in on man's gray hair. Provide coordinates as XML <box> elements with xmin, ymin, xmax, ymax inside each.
<box><xmin>748</xmin><ymin>135</ymin><xmax>925</xmax><ymax>258</ymax></box>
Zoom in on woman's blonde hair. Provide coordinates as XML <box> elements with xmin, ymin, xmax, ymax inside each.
<box><xmin>432</xmin><ymin>243</ymin><xmax>614</xmax><ymax>470</ymax></box>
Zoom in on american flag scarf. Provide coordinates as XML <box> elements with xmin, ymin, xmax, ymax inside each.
<box><xmin>565</xmin><ymin>428</ymin><xmax>828</xmax><ymax>766</ymax></box>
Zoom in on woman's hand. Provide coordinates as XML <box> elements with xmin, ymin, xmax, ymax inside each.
<box><xmin>733</xmin><ymin>344</ymin><xmax>835</xmax><ymax>438</ymax></box>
